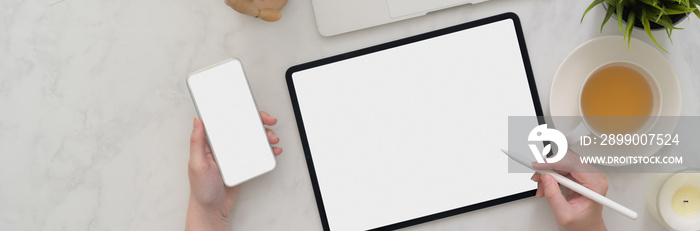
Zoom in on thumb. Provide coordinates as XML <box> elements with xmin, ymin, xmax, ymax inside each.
<box><xmin>190</xmin><ymin>118</ymin><xmax>208</xmax><ymax>163</ymax></box>
<box><xmin>541</xmin><ymin>174</ymin><xmax>572</xmax><ymax>217</ymax></box>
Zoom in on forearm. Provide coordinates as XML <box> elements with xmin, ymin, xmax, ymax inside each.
<box><xmin>186</xmin><ymin>198</ymin><xmax>230</xmax><ymax>231</ymax></box>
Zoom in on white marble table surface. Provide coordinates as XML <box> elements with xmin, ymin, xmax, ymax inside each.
<box><xmin>2</xmin><ymin>0</ymin><xmax>699</xmax><ymax>230</ymax></box>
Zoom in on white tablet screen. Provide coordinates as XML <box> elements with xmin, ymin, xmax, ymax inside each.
<box><xmin>289</xmin><ymin>15</ymin><xmax>540</xmax><ymax>231</ymax></box>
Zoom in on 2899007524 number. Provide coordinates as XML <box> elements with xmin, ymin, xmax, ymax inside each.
<box><xmin>599</xmin><ymin>134</ymin><xmax>679</xmax><ymax>146</ymax></box>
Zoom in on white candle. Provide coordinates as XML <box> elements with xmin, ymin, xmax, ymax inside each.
<box><xmin>648</xmin><ymin>170</ymin><xmax>700</xmax><ymax>231</ymax></box>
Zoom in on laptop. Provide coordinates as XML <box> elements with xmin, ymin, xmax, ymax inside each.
<box><xmin>311</xmin><ymin>0</ymin><xmax>490</xmax><ymax>36</ymax></box>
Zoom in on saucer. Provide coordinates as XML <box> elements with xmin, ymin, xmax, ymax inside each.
<box><xmin>549</xmin><ymin>36</ymin><xmax>681</xmax><ymax>164</ymax></box>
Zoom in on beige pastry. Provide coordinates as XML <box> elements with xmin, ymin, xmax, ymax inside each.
<box><xmin>225</xmin><ymin>0</ymin><xmax>288</xmax><ymax>22</ymax></box>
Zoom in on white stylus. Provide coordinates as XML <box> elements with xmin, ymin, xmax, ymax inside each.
<box><xmin>501</xmin><ymin>149</ymin><xmax>638</xmax><ymax>220</ymax></box>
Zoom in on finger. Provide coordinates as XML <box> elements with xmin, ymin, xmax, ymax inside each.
<box><xmin>260</xmin><ymin>111</ymin><xmax>278</xmax><ymax>126</ymax></box>
<box><xmin>541</xmin><ymin>174</ymin><xmax>572</xmax><ymax>217</ymax></box>
<box><xmin>189</xmin><ymin>118</ymin><xmax>209</xmax><ymax>170</ymax></box>
<box><xmin>532</xmin><ymin>150</ymin><xmax>575</xmax><ymax>170</ymax></box>
<box><xmin>532</xmin><ymin>161</ymin><xmax>570</xmax><ymax>172</ymax></box>
<box><xmin>531</xmin><ymin>172</ymin><xmax>542</xmax><ymax>197</ymax></box>
<box><xmin>535</xmin><ymin>151</ymin><xmax>595</xmax><ymax>175</ymax></box>
<box><xmin>266</xmin><ymin>128</ymin><xmax>280</xmax><ymax>144</ymax></box>
<box><xmin>190</xmin><ymin>118</ymin><xmax>207</xmax><ymax>160</ymax></box>
<box><xmin>272</xmin><ymin>147</ymin><xmax>283</xmax><ymax>156</ymax></box>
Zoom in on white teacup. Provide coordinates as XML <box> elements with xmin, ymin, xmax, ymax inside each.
<box><xmin>565</xmin><ymin>61</ymin><xmax>663</xmax><ymax>144</ymax></box>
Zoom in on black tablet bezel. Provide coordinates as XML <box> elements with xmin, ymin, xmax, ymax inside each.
<box><xmin>286</xmin><ymin>12</ymin><xmax>545</xmax><ymax>231</ymax></box>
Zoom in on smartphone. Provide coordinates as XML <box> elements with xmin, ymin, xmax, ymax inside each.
<box><xmin>187</xmin><ymin>58</ymin><xmax>276</xmax><ymax>187</ymax></box>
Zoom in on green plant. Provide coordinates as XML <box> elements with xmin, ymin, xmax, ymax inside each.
<box><xmin>582</xmin><ymin>0</ymin><xmax>700</xmax><ymax>53</ymax></box>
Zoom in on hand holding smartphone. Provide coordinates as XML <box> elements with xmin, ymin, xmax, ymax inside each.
<box><xmin>187</xmin><ymin>58</ymin><xmax>276</xmax><ymax>187</ymax></box>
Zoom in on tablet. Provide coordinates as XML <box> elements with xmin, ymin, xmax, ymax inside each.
<box><xmin>287</xmin><ymin>13</ymin><xmax>544</xmax><ymax>231</ymax></box>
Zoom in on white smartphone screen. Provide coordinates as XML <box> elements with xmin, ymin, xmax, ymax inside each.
<box><xmin>187</xmin><ymin>58</ymin><xmax>276</xmax><ymax>187</ymax></box>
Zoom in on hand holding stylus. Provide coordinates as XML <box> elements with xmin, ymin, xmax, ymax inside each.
<box><xmin>530</xmin><ymin>150</ymin><xmax>609</xmax><ymax>231</ymax></box>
